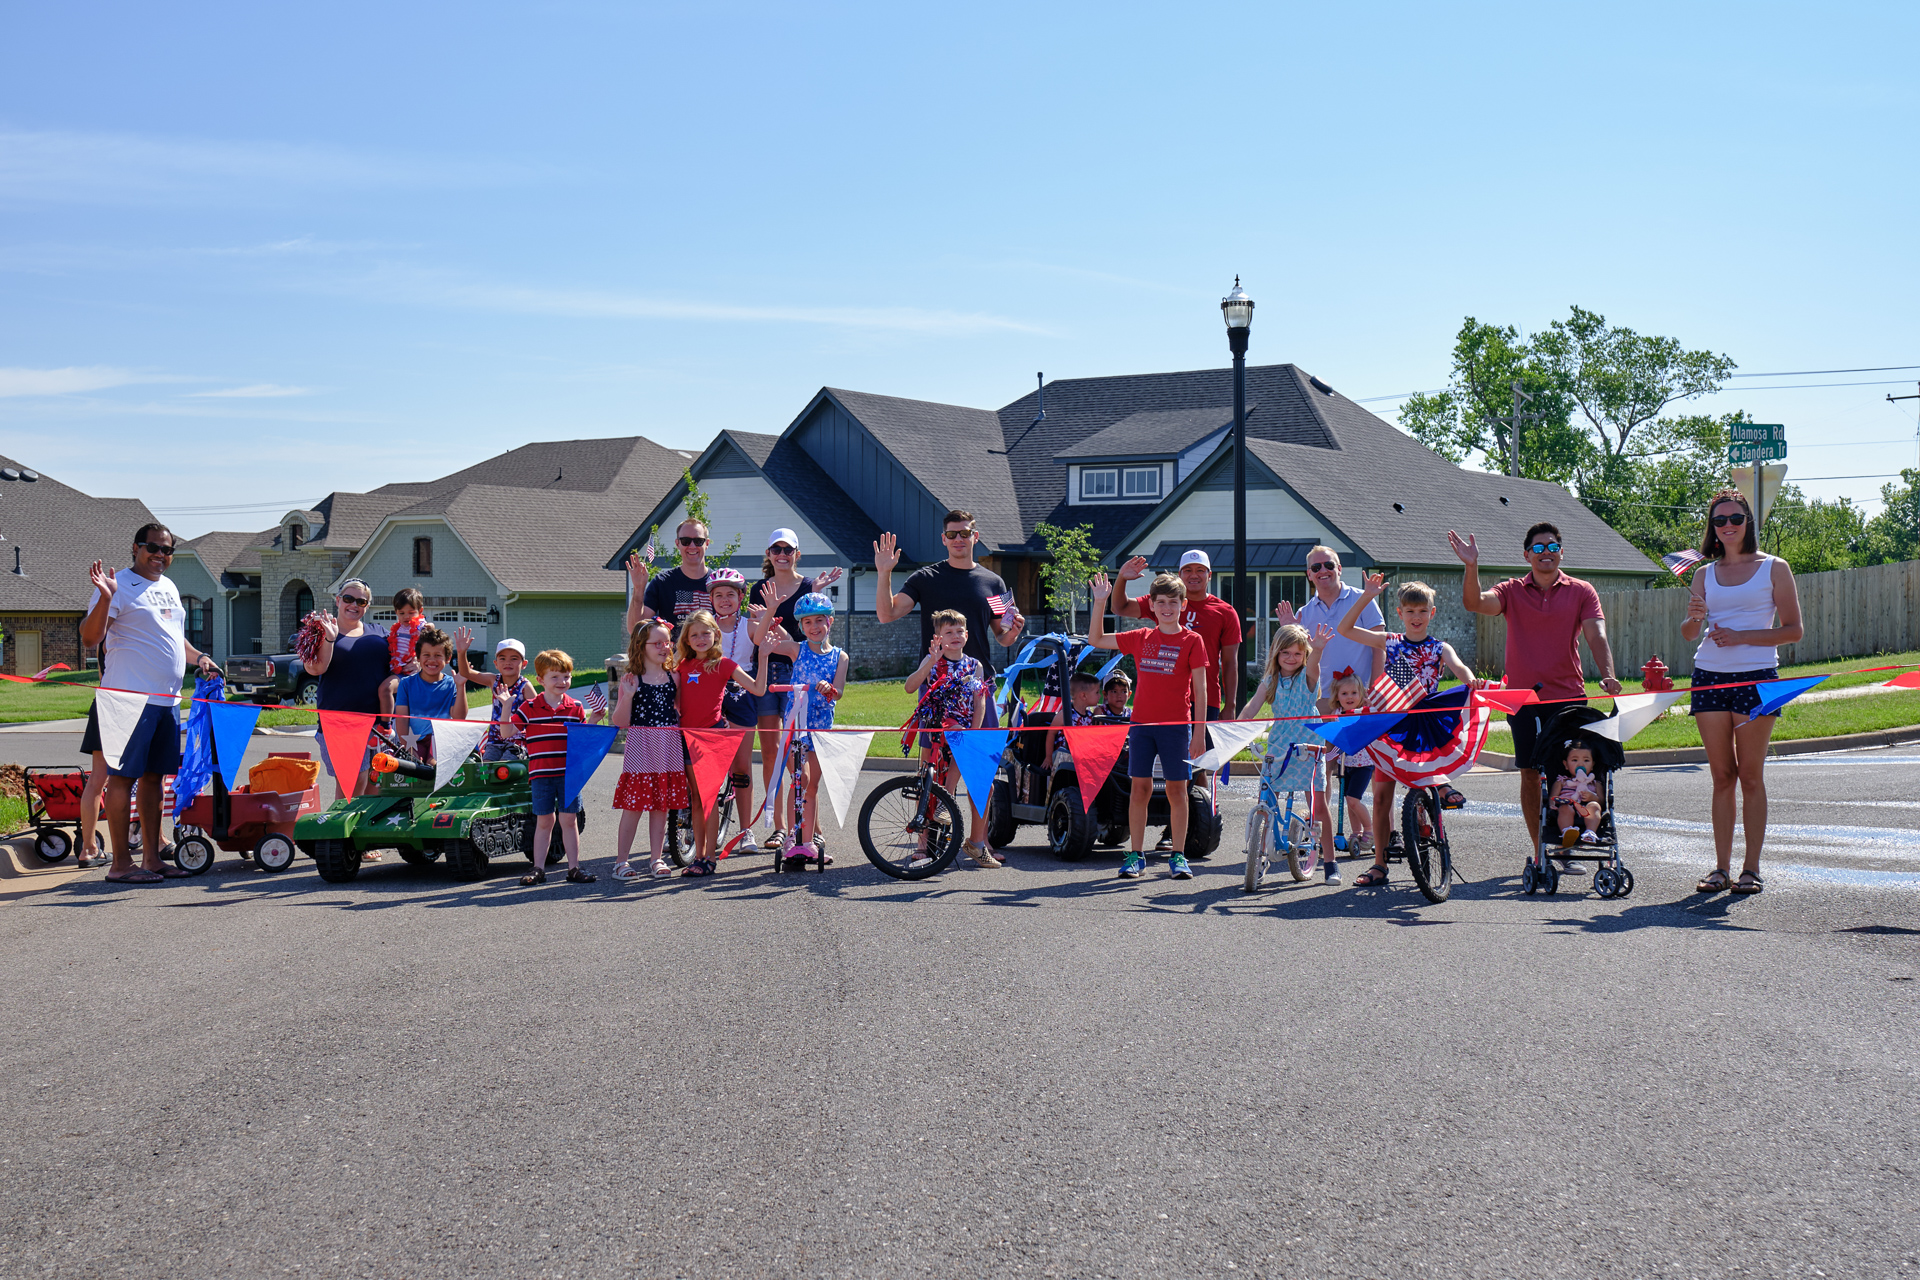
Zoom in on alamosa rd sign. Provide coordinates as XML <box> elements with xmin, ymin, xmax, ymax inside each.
<box><xmin>1730</xmin><ymin>422</ymin><xmax>1786</xmax><ymax>464</ymax></box>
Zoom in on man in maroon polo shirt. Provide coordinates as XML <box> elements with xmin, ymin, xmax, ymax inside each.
<box><xmin>1451</xmin><ymin>521</ymin><xmax>1624</xmax><ymax>874</ymax></box>
<box><xmin>1113</xmin><ymin>548</ymin><xmax>1243</xmax><ymax>721</ymax></box>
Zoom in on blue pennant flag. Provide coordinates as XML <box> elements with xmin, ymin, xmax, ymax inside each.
<box><xmin>561</xmin><ymin>722</ymin><xmax>620</xmax><ymax>811</ymax></box>
<box><xmin>175</xmin><ymin>677</ymin><xmax>262</xmax><ymax>817</ymax></box>
<box><xmin>1750</xmin><ymin>675</ymin><xmax>1828</xmax><ymax>719</ymax></box>
<box><xmin>208</xmin><ymin>698</ymin><xmax>261</xmax><ymax>791</ymax></box>
<box><xmin>946</xmin><ymin>728</ymin><xmax>1010</xmax><ymax>806</ymax></box>
<box><xmin>1304</xmin><ymin>713</ymin><xmax>1405</xmax><ymax>756</ymax></box>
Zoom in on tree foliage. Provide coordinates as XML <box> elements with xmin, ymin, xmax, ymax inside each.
<box><xmin>1034</xmin><ymin>522</ymin><xmax>1103</xmax><ymax>629</ymax></box>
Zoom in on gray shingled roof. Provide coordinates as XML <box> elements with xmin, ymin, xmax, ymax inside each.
<box><xmin>0</xmin><ymin>455</ymin><xmax>159</xmax><ymax>612</ymax></box>
<box><xmin>821</xmin><ymin>388</ymin><xmax>1024</xmax><ymax>551</ymax></box>
<box><xmin>181</xmin><ymin>529</ymin><xmax>271</xmax><ymax>585</ymax></box>
<box><xmin>1053</xmin><ymin>405</ymin><xmax>1247</xmax><ymax>460</ymax></box>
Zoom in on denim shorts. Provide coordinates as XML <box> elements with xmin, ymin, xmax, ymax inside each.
<box><xmin>107</xmin><ymin>704</ymin><xmax>183</xmax><ymax>779</ymax></box>
<box><xmin>723</xmin><ymin>686</ymin><xmax>758</xmax><ymax>728</ymax></box>
<box><xmin>1126</xmin><ymin>722</ymin><xmax>1192</xmax><ymax>782</ymax></box>
<box><xmin>529</xmin><ymin>775</ymin><xmax>567</xmax><ymax>816</ymax></box>
<box><xmin>1691</xmin><ymin>666</ymin><xmax>1779</xmax><ymax>718</ymax></box>
<box><xmin>756</xmin><ymin>656</ymin><xmax>793</xmax><ymax>719</ymax></box>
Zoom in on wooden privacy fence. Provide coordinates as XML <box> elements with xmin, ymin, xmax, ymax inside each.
<box><xmin>1474</xmin><ymin>558</ymin><xmax>1920</xmax><ymax>679</ymax></box>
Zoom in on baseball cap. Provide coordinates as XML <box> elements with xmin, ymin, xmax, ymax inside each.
<box><xmin>1178</xmin><ymin>549</ymin><xmax>1211</xmax><ymax>569</ymax></box>
<box><xmin>767</xmin><ymin>527</ymin><xmax>800</xmax><ymax>550</ymax></box>
<box><xmin>495</xmin><ymin>638</ymin><xmax>527</xmax><ymax>657</ymax></box>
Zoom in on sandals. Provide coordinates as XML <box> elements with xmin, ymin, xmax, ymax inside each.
<box><xmin>565</xmin><ymin>867</ymin><xmax>596</xmax><ymax>884</ymax></box>
<box><xmin>1731</xmin><ymin>871</ymin><xmax>1765</xmax><ymax>894</ymax></box>
<box><xmin>680</xmin><ymin>857</ymin><xmax>717</xmax><ymax>877</ymax></box>
<box><xmin>611</xmin><ymin>862</ymin><xmax>643</xmax><ymax>882</ymax></box>
<box><xmin>520</xmin><ymin>868</ymin><xmax>547</xmax><ymax>887</ymax></box>
<box><xmin>1353</xmin><ymin>864</ymin><xmax>1389</xmax><ymax>887</ymax></box>
<box><xmin>1696</xmin><ymin>869</ymin><xmax>1731</xmax><ymax>894</ymax></box>
<box><xmin>1439</xmin><ymin>786</ymin><xmax>1467</xmax><ymax>810</ymax></box>
<box><xmin>105</xmin><ymin>868</ymin><xmax>164</xmax><ymax>884</ymax></box>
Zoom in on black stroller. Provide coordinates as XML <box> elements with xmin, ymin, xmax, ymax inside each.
<box><xmin>1522</xmin><ymin>704</ymin><xmax>1633</xmax><ymax>899</ymax></box>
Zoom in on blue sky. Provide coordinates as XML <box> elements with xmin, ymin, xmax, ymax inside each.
<box><xmin>2</xmin><ymin>1</ymin><xmax>1915</xmax><ymax>539</ymax></box>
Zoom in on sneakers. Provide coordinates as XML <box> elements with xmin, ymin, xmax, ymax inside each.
<box><xmin>1154</xmin><ymin>832</ymin><xmax>1174</xmax><ymax>853</ymax></box>
<box><xmin>1167</xmin><ymin>853</ymin><xmax>1193</xmax><ymax>880</ymax></box>
<box><xmin>1119</xmin><ymin>853</ymin><xmax>1146</xmax><ymax>879</ymax></box>
<box><xmin>1324</xmin><ymin>861</ymin><xmax>1341</xmax><ymax>885</ymax></box>
<box><xmin>1557</xmin><ymin>858</ymin><xmax>1588</xmax><ymax>877</ymax></box>
<box><xmin>1353</xmin><ymin>833</ymin><xmax>1374</xmax><ymax>853</ymax></box>
<box><xmin>964</xmin><ymin>840</ymin><xmax>1003</xmax><ymax>869</ymax></box>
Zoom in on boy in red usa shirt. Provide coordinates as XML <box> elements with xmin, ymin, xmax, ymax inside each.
<box><xmin>1088</xmin><ymin>572</ymin><xmax>1207</xmax><ymax>881</ymax></box>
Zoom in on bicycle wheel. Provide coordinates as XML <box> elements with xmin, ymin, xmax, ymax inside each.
<box><xmin>1243</xmin><ymin>803</ymin><xmax>1272</xmax><ymax>893</ymax></box>
<box><xmin>1283</xmin><ymin>802</ymin><xmax>1317</xmax><ymax>881</ymax></box>
<box><xmin>1402</xmin><ymin>787</ymin><xmax>1453</xmax><ymax>904</ymax></box>
<box><xmin>664</xmin><ymin>809</ymin><xmax>693</xmax><ymax>867</ymax></box>
<box><xmin>858</xmin><ymin>774</ymin><xmax>962</xmax><ymax>880</ymax></box>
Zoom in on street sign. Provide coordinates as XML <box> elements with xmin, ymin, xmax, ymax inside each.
<box><xmin>1729</xmin><ymin>423</ymin><xmax>1786</xmax><ymax>466</ymax></box>
<box><xmin>1730</xmin><ymin>442</ymin><xmax>1787</xmax><ymax>463</ymax></box>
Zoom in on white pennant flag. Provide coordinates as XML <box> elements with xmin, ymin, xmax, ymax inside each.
<box><xmin>429</xmin><ymin>718</ymin><xmax>490</xmax><ymax>793</ymax></box>
<box><xmin>809</xmin><ymin>730</ymin><xmax>875</xmax><ymax>829</ymax></box>
<box><xmin>1189</xmin><ymin>717</ymin><xmax>1268</xmax><ymax>775</ymax></box>
<box><xmin>94</xmin><ymin>688</ymin><xmax>151</xmax><ymax>773</ymax></box>
<box><xmin>1588</xmin><ymin>691</ymin><xmax>1686</xmax><ymax>745</ymax></box>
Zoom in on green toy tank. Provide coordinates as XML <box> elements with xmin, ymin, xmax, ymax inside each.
<box><xmin>295</xmin><ymin>750</ymin><xmax>583</xmax><ymax>883</ymax></box>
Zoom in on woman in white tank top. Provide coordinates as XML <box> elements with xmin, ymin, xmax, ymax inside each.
<box><xmin>1679</xmin><ymin>489</ymin><xmax>1803</xmax><ymax>895</ymax></box>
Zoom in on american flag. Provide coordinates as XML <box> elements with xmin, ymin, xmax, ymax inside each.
<box><xmin>1368</xmin><ymin>649</ymin><xmax>1421</xmax><ymax>715</ymax></box>
<box><xmin>1029</xmin><ymin>694</ymin><xmax>1062</xmax><ymax>715</ymax></box>
<box><xmin>1662</xmin><ymin>549</ymin><xmax>1707</xmax><ymax>579</ymax></box>
<box><xmin>988</xmin><ymin>592</ymin><xmax>1014</xmax><ymax>618</ymax></box>
<box><xmin>580</xmin><ymin>682</ymin><xmax>608</xmax><ymax>714</ymax></box>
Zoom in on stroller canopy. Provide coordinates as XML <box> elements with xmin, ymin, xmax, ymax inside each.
<box><xmin>1529</xmin><ymin>703</ymin><xmax>1628</xmax><ymax>776</ymax></box>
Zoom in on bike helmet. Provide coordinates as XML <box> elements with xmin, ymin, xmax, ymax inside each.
<box><xmin>706</xmin><ymin>567</ymin><xmax>746</xmax><ymax>589</ymax></box>
<box><xmin>792</xmin><ymin>591</ymin><xmax>835</xmax><ymax>618</ymax></box>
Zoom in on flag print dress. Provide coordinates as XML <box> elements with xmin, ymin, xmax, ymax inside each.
<box><xmin>614</xmin><ymin>677</ymin><xmax>689</xmax><ymax>810</ymax></box>
<box><xmin>1259</xmin><ymin>670</ymin><xmax>1322</xmax><ymax>792</ymax></box>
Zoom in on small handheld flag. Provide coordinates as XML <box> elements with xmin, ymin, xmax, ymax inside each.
<box><xmin>1662</xmin><ymin>549</ymin><xmax>1707</xmax><ymax>579</ymax></box>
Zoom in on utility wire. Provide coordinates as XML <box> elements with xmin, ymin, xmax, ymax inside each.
<box><xmin>1732</xmin><ymin>364</ymin><xmax>1920</xmax><ymax>377</ymax></box>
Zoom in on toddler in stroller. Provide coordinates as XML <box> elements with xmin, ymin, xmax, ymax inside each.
<box><xmin>1523</xmin><ymin>704</ymin><xmax>1634</xmax><ymax>899</ymax></box>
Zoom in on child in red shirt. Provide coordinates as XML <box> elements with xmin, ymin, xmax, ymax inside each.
<box><xmin>1088</xmin><ymin>571</ymin><xmax>1207</xmax><ymax>881</ymax></box>
<box><xmin>501</xmin><ymin>648</ymin><xmax>591</xmax><ymax>887</ymax></box>
<box><xmin>379</xmin><ymin>587</ymin><xmax>426</xmax><ymax>720</ymax></box>
<box><xmin>671</xmin><ymin>609</ymin><xmax>768</xmax><ymax>876</ymax></box>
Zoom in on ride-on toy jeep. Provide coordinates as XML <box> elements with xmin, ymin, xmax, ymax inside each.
<box><xmin>294</xmin><ymin>731</ymin><xmax>579</xmax><ymax>882</ymax></box>
<box><xmin>985</xmin><ymin>634</ymin><xmax>1221</xmax><ymax>862</ymax></box>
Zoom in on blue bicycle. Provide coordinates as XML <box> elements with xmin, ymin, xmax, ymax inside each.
<box><xmin>1243</xmin><ymin>743</ymin><xmax>1331</xmax><ymax>892</ymax></box>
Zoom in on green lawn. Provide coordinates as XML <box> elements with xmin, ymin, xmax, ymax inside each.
<box><xmin>0</xmin><ymin>669</ymin><xmax>102</xmax><ymax>724</ymax></box>
<box><xmin>1</xmin><ymin>793</ymin><xmax>28</xmax><ymax>835</ymax></box>
<box><xmin>1566</xmin><ymin>648</ymin><xmax>1920</xmax><ymax>699</ymax></box>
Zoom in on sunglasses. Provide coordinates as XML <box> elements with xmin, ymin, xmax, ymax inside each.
<box><xmin>769</xmin><ymin>544</ymin><xmax>796</xmax><ymax>555</ymax></box>
<box><xmin>677</xmin><ymin>536</ymin><xmax>708</xmax><ymax>547</ymax></box>
<box><xmin>137</xmin><ymin>541</ymin><xmax>176</xmax><ymax>556</ymax></box>
<box><xmin>1711</xmin><ymin>512</ymin><xmax>1748</xmax><ymax>527</ymax></box>
<box><xmin>943</xmin><ymin>528</ymin><xmax>975</xmax><ymax>540</ymax></box>
<box><xmin>1528</xmin><ymin>542</ymin><xmax>1562</xmax><ymax>555</ymax></box>
<box><xmin>1307</xmin><ymin>561</ymin><xmax>1337</xmax><ymax>574</ymax></box>
<box><xmin>340</xmin><ymin>595</ymin><xmax>371</xmax><ymax>607</ymax></box>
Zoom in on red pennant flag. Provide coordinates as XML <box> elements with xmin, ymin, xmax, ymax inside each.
<box><xmin>1476</xmin><ymin>686</ymin><xmax>1539</xmax><ymax>714</ymax></box>
<box><xmin>317</xmin><ymin>711</ymin><xmax>378</xmax><ymax>796</ymax></box>
<box><xmin>683</xmin><ymin>727</ymin><xmax>749</xmax><ymax>809</ymax></box>
<box><xmin>1062</xmin><ymin>725</ymin><xmax>1130</xmax><ymax>812</ymax></box>
<box><xmin>1888</xmin><ymin>670</ymin><xmax>1920</xmax><ymax>690</ymax></box>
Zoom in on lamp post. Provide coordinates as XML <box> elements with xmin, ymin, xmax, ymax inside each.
<box><xmin>1220</xmin><ymin>277</ymin><xmax>1254</xmax><ymax>638</ymax></box>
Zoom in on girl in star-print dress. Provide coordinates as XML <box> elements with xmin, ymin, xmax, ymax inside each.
<box><xmin>612</xmin><ymin>619</ymin><xmax>686</xmax><ymax>880</ymax></box>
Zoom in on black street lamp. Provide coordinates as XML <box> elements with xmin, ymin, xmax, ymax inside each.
<box><xmin>1220</xmin><ymin>277</ymin><xmax>1254</xmax><ymax>637</ymax></box>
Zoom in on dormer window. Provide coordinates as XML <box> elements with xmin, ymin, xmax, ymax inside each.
<box><xmin>1081</xmin><ymin>468</ymin><xmax>1118</xmax><ymax>499</ymax></box>
<box><xmin>1122</xmin><ymin>466</ymin><xmax>1161</xmax><ymax>498</ymax></box>
<box><xmin>287</xmin><ymin>522</ymin><xmax>304</xmax><ymax>550</ymax></box>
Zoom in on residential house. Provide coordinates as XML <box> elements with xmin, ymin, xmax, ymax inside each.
<box><xmin>182</xmin><ymin>437</ymin><xmax>691</xmax><ymax>669</ymax></box>
<box><xmin>0</xmin><ymin>456</ymin><xmax>160</xmax><ymax>677</ymax></box>
<box><xmin>613</xmin><ymin>364</ymin><xmax>1659</xmax><ymax>677</ymax></box>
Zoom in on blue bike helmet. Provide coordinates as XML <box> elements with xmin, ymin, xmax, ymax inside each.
<box><xmin>793</xmin><ymin>591</ymin><xmax>835</xmax><ymax>618</ymax></box>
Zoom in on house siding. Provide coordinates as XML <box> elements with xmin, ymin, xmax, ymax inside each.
<box><xmin>795</xmin><ymin>399</ymin><xmax>943</xmax><ymax>564</ymax></box>
<box><xmin>354</xmin><ymin>520</ymin><xmax>499</xmax><ymax>605</ymax></box>
<box><xmin>1127</xmin><ymin>486</ymin><xmax>1341</xmax><ymax>559</ymax></box>
<box><xmin>503</xmin><ymin>596</ymin><xmax>629</xmax><ymax>673</ymax></box>
<box><xmin>651</xmin><ymin>477</ymin><xmax>842</xmax><ymax>575</ymax></box>
<box><xmin>2</xmin><ymin>612</ymin><xmax>83</xmax><ymax>676</ymax></box>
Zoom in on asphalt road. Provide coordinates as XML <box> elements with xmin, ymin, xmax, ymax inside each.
<box><xmin>3</xmin><ymin>728</ymin><xmax>1917</xmax><ymax>1278</ymax></box>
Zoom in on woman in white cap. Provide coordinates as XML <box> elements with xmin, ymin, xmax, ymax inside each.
<box><xmin>749</xmin><ymin>528</ymin><xmax>840</xmax><ymax>846</ymax></box>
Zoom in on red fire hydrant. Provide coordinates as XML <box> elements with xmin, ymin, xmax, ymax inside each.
<box><xmin>1641</xmin><ymin>656</ymin><xmax>1673</xmax><ymax>692</ymax></box>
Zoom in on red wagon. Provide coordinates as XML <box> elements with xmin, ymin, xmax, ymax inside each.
<box><xmin>12</xmin><ymin>766</ymin><xmax>90</xmax><ymax>863</ymax></box>
<box><xmin>172</xmin><ymin>753</ymin><xmax>321</xmax><ymax>875</ymax></box>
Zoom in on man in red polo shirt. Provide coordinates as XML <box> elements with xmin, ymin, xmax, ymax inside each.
<box><xmin>1451</xmin><ymin>522</ymin><xmax>1624</xmax><ymax>874</ymax></box>
<box><xmin>1113</xmin><ymin>548</ymin><xmax>1242</xmax><ymax>721</ymax></box>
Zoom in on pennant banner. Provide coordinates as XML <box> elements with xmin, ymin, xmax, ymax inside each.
<box><xmin>1588</xmin><ymin>691</ymin><xmax>1686</xmax><ymax>745</ymax></box>
<box><xmin>1890</xmin><ymin>670</ymin><xmax>1920</xmax><ymax>690</ymax></box>
<box><xmin>317</xmin><ymin>711</ymin><xmax>379</xmax><ymax>795</ymax></box>
<box><xmin>430</xmin><ymin>719</ymin><xmax>489</xmax><ymax>793</ymax></box>
<box><xmin>947</xmin><ymin>728</ymin><xmax>1009</xmax><ymax>806</ymax></box>
<box><xmin>1303</xmin><ymin>712</ymin><xmax>1404</xmax><ymax>757</ymax></box>
<box><xmin>93</xmin><ymin>687</ymin><xmax>150</xmax><ymax>773</ymax></box>
<box><xmin>683</xmin><ymin>728</ymin><xmax>749</xmax><ymax>809</ymax></box>
<box><xmin>1364</xmin><ymin>688</ymin><xmax>1492</xmax><ymax>788</ymax></box>
<box><xmin>0</xmin><ymin>663</ymin><xmax>74</xmax><ymax>685</ymax></box>
<box><xmin>1476</xmin><ymin>686</ymin><xmax>1540</xmax><ymax>715</ymax></box>
<box><xmin>209</xmin><ymin>699</ymin><xmax>262</xmax><ymax>790</ymax></box>
<box><xmin>1751</xmin><ymin>675</ymin><xmax>1829</xmax><ymax>719</ymax></box>
<box><xmin>1062</xmin><ymin>725</ymin><xmax>1129</xmax><ymax>812</ymax></box>
<box><xmin>810</xmin><ymin>728</ymin><xmax>875</xmax><ymax>828</ymax></box>
<box><xmin>1189</xmin><ymin>717</ymin><xmax>1266</xmax><ymax>774</ymax></box>
<box><xmin>561</xmin><ymin>722</ymin><xmax>619</xmax><ymax>812</ymax></box>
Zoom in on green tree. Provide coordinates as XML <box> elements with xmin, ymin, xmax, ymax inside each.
<box><xmin>1398</xmin><ymin>318</ymin><xmax>1589</xmax><ymax>485</ymax></box>
<box><xmin>1034</xmin><ymin>522</ymin><xmax>1103</xmax><ymax>633</ymax></box>
<box><xmin>1578</xmin><ymin>411</ymin><xmax>1740</xmax><ymax>577</ymax></box>
<box><xmin>1533</xmin><ymin>305</ymin><xmax>1737</xmax><ymax>463</ymax></box>
<box><xmin>1758</xmin><ymin>485</ymin><xmax>1870</xmax><ymax>573</ymax></box>
<box><xmin>1860</xmin><ymin>468</ymin><xmax>1920</xmax><ymax>564</ymax></box>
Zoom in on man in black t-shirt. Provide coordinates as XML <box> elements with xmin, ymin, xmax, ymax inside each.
<box><xmin>626</xmin><ymin>517</ymin><xmax>713</xmax><ymax>634</ymax></box>
<box><xmin>873</xmin><ymin>509</ymin><xmax>1026</xmax><ymax>678</ymax></box>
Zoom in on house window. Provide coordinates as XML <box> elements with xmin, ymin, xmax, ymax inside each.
<box><xmin>1080</xmin><ymin>468</ymin><xmax>1118</xmax><ymax>500</ymax></box>
<box><xmin>184</xmin><ymin>597</ymin><xmax>212</xmax><ymax>652</ymax></box>
<box><xmin>1122</xmin><ymin>466</ymin><xmax>1161</xmax><ymax>498</ymax></box>
<box><xmin>413</xmin><ymin>537</ymin><xmax>433</xmax><ymax>576</ymax></box>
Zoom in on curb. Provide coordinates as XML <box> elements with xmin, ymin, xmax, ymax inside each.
<box><xmin>1478</xmin><ymin>724</ymin><xmax>1920</xmax><ymax>771</ymax></box>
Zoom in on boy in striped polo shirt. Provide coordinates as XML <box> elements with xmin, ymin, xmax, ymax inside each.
<box><xmin>502</xmin><ymin>648</ymin><xmax>593</xmax><ymax>887</ymax></box>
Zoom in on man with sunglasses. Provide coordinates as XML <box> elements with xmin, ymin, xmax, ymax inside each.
<box><xmin>626</xmin><ymin>518</ymin><xmax>713</xmax><ymax>633</ymax></box>
<box><xmin>1274</xmin><ymin>545</ymin><xmax>1379</xmax><ymax>714</ymax></box>
<box><xmin>1451</xmin><ymin>521</ymin><xmax>1623</xmax><ymax>873</ymax></box>
<box><xmin>80</xmin><ymin>523</ymin><xmax>218</xmax><ymax>883</ymax></box>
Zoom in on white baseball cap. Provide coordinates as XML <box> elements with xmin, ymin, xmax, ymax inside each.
<box><xmin>495</xmin><ymin>638</ymin><xmax>527</xmax><ymax>657</ymax></box>
<box><xmin>767</xmin><ymin>527</ymin><xmax>800</xmax><ymax>549</ymax></box>
<box><xmin>1179</xmin><ymin>549</ymin><xmax>1211</xmax><ymax>569</ymax></box>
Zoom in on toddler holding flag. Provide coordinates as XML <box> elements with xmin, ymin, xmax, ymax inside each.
<box><xmin>904</xmin><ymin>610</ymin><xmax>994</xmax><ymax>869</ymax></box>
